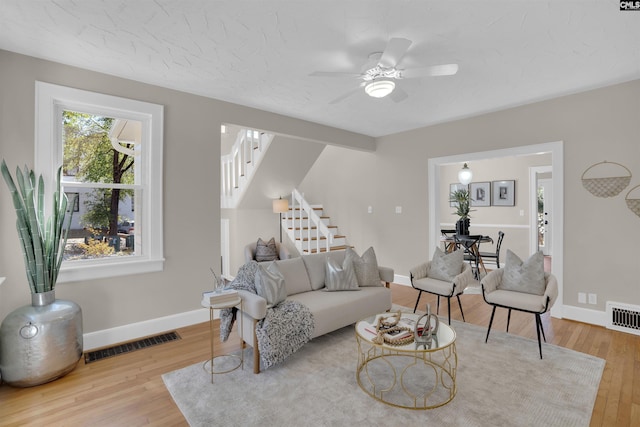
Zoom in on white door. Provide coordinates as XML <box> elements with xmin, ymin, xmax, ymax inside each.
<box><xmin>538</xmin><ymin>179</ymin><xmax>553</xmax><ymax>256</ymax></box>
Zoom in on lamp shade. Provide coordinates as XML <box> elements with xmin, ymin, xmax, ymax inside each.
<box><xmin>273</xmin><ymin>198</ymin><xmax>289</xmax><ymax>214</ymax></box>
<box><xmin>458</xmin><ymin>163</ymin><xmax>473</xmax><ymax>185</ymax></box>
<box><xmin>364</xmin><ymin>79</ymin><xmax>395</xmax><ymax>98</ymax></box>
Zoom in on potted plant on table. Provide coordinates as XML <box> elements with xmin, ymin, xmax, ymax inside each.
<box><xmin>450</xmin><ymin>188</ymin><xmax>473</xmax><ymax>235</ymax></box>
<box><xmin>0</xmin><ymin>160</ymin><xmax>83</xmax><ymax>387</ymax></box>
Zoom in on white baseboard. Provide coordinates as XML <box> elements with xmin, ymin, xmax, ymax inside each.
<box><xmin>393</xmin><ymin>274</ymin><xmax>411</xmax><ymax>286</ymax></box>
<box><xmin>83</xmin><ymin>308</ymin><xmax>209</xmax><ymax>351</ymax></box>
<box><xmin>560</xmin><ymin>304</ymin><xmax>607</xmax><ymax>327</ymax></box>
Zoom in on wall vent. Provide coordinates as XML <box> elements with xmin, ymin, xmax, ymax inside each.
<box><xmin>606</xmin><ymin>301</ymin><xmax>640</xmax><ymax>336</ymax></box>
<box><xmin>84</xmin><ymin>331</ymin><xmax>181</xmax><ymax>363</ymax></box>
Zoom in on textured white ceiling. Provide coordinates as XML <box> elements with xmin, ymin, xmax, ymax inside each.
<box><xmin>1</xmin><ymin>1</ymin><xmax>639</xmax><ymax>137</ymax></box>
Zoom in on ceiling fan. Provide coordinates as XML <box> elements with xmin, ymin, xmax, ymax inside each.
<box><xmin>310</xmin><ymin>37</ymin><xmax>458</xmax><ymax>104</ymax></box>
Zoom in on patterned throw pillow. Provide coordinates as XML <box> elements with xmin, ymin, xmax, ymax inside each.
<box><xmin>499</xmin><ymin>250</ymin><xmax>546</xmax><ymax>296</ymax></box>
<box><xmin>254</xmin><ymin>261</ymin><xmax>287</xmax><ymax>307</ymax></box>
<box><xmin>346</xmin><ymin>247</ymin><xmax>381</xmax><ymax>287</ymax></box>
<box><xmin>324</xmin><ymin>257</ymin><xmax>360</xmax><ymax>291</ymax></box>
<box><xmin>255</xmin><ymin>237</ymin><xmax>278</xmax><ymax>262</ymax></box>
<box><xmin>429</xmin><ymin>247</ymin><xmax>464</xmax><ymax>282</ymax></box>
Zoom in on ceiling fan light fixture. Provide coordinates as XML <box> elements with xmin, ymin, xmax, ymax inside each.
<box><xmin>365</xmin><ymin>79</ymin><xmax>395</xmax><ymax>98</ymax></box>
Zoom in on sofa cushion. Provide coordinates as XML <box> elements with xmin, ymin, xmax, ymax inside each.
<box><xmin>499</xmin><ymin>250</ymin><xmax>546</xmax><ymax>296</ymax></box>
<box><xmin>346</xmin><ymin>247</ymin><xmax>381</xmax><ymax>287</ymax></box>
<box><xmin>287</xmin><ymin>287</ymin><xmax>392</xmax><ymax>338</ymax></box>
<box><xmin>254</xmin><ymin>262</ymin><xmax>286</xmax><ymax>307</ymax></box>
<box><xmin>275</xmin><ymin>257</ymin><xmax>313</xmax><ymax>296</ymax></box>
<box><xmin>302</xmin><ymin>251</ymin><xmax>346</xmax><ymax>290</ymax></box>
<box><xmin>255</xmin><ymin>237</ymin><xmax>278</xmax><ymax>262</ymax></box>
<box><xmin>324</xmin><ymin>257</ymin><xmax>360</xmax><ymax>291</ymax></box>
<box><xmin>429</xmin><ymin>247</ymin><xmax>463</xmax><ymax>282</ymax></box>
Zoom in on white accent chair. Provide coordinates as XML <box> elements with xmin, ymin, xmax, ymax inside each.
<box><xmin>409</xmin><ymin>261</ymin><xmax>475</xmax><ymax>324</ymax></box>
<box><xmin>244</xmin><ymin>241</ymin><xmax>291</xmax><ymax>263</ymax></box>
<box><xmin>481</xmin><ymin>269</ymin><xmax>558</xmax><ymax>358</ymax></box>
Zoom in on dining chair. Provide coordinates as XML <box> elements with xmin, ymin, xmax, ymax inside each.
<box><xmin>478</xmin><ymin>231</ymin><xmax>505</xmax><ymax>269</ymax></box>
<box><xmin>441</xmin><ymin>229</ymin><xmax>458</xmax><ymax>252</ymax></box>
<box><xmin>454</xmin><ymin>234</ymin><xmax>484</xmax><ymax>278</ymax></box>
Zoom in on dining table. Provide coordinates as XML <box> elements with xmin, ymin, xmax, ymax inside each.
<box><xmin>440</xmin><ymin>234</ymin><xmax>494</xmax><ymax>278</ymax></box>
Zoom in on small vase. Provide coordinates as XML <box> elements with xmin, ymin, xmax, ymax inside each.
<box><xmin>0</xmin><ymin>290</ymin><xmax>83</xmax><ymax>387</ymax></box>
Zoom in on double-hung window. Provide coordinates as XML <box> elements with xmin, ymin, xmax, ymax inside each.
<box><xmin>35</xmin><ymin>82</ymin><xmax>164</xmax><ymax>282</ymax></box>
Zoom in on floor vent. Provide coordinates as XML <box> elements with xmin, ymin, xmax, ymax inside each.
<box><xmin>84</xmin><ymin>331</ymin><xmax>181</xmax><ymax>363</ymax></box>
<box><xmin>606</xmin><ymin>302</ymin><xmax>640</xmax><ymax>336</ymax></box>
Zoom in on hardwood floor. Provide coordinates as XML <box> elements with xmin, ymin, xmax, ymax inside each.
<box><xmin>0</xmin><ymin>283</ymin><xmax>638</xmax><ymax>426</ymax></box>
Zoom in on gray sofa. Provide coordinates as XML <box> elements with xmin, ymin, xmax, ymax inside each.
<box><xmin>236</xmin><ymin>250</ymin><xmax>393</xmax><ymax>373</ymax></box>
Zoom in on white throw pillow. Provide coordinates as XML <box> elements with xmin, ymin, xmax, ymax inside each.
<box><xmin>499</xmin><ymin>250</ymin><xmax>546</xmax><ymax>296</ymax></box>
<box><xmin>254</xmin><ymin>261</ymin><xmax>287</xmax><ymax>307</ymax></box>
<box><xmin>346</xmin><ymin>247</ymin><xmax>381</xmax><ymax>287</ymax></box>
<box><xmin>324</xmin><ymin>257</ymin><xmax>360</xmax><ymax>291</ymax></box>
<box><xmin>429</xmin><ymin>247</ymin><xmax>463</xmax><ymax>282</ymax></box>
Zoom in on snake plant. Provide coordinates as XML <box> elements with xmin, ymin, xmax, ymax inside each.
<box><xmin>1</xmin><ymin>160</ymin><xmax>74</xmax><ymax>293</ymax></box>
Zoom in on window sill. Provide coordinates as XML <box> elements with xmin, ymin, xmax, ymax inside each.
<box><xmin>58</xmin><ymin>258</ymin><xmax>165</xmax><ymax>283</ymax></box>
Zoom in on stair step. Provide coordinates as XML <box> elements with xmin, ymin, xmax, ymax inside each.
<box><xmin>304</xmin><ymin>245</ymin><xmax>352</xmax><ymax>254</ymax></box>
<box><xmin>289</xmin><ymin>225</ymin><xmax>338</xmax><ymax>230</ymax></box>
<box><xmin>298</xmin><ymin>235</ymin><xmax>346</xmax><ymax>242</ymax></box>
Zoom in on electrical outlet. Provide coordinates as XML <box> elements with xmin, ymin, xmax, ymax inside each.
<box><xmin>588</xmin><ymin>293</ymin><xmax>597</xmax><ymax>305</ymax></box>
<box><xmin>395</xmin><ymin>206</ymin><xmax>402</xmax><ymax>214</ymax></box>
<box><xmin>367</xmin><ymin>206</ymin><xmax>373</xmax><ymax>214</ymax></box>
<box><xmin>578</xmin><ymin>292</ymin><xmax>586</xmax><ymax>304</ymax></box>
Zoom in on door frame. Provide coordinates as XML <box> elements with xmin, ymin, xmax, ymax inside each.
<box><xmin>529</xmin><ymin>166</ymin><xmax>552</xmax><ymax>256</ymax></box>
<box><xmin>428</xmin><ymin>141</ymin><xmax>564</xmax><ymax>319</ymax></box>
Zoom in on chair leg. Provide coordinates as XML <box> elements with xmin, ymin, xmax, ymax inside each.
<box><xmin>436</xmin><ymin>295</ymin><xmax>441</xmax><ymax>315</ymax></box>
<box><xmin>506</xmin><ymin>308</ymin><xmax>512</xmax><ymax>332</ymax></box>
<box><xmin>456</xmin><ymin>294</ymin><xmax>466</xmax><ymax>323</ymax></box>
<box><xmin>447</xmin><ymin>297</ymin><xmax>451</xmax><ymax>325</ymax></box>
<box><xmin>485</xmin><ymin>306</ymin><xmax>497</xmax><ymax>343</ymax></box>
<box><xmin>413</xmin><ymin>290</ymin><xmax>423</xmax><ymax>313</ymax></box>
<box><xmin>535</xmin><ymin>313</ymin><xmax>543</xmax><ymax>359</ymax></box>
<box><xmin>539</xmin><ymin>315</ymin><xmax>547</xmax><ymax>342</ymax></box>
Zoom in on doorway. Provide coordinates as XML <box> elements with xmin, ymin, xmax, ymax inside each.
<box><xmin>427</xmin><ymin>141</ymin><xmax>564</xmax><ymax>319</ymax></box>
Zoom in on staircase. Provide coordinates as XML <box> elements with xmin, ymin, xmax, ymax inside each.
<box><xmin>221</xmin><ymin>128</ymin><xmax>274</xmax><ymax>209</ymax></box>
<box><xmin>283</xmin><ymin>189</ymin><xmax>350</xmax><ymax>254</ymax></box>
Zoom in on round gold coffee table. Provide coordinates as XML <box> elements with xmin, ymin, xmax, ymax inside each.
<box><xmin>355</xmin><ymin>312</ymin><xmax>457</xmax><ymax>409</ymax></box>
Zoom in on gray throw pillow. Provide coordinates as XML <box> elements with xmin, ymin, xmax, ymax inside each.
<box><xmin>324</xmin><ymin>257</ymin><xmax>360</xmax><ymax>291</ymax></box>
<box><xmin>255</xmin><ymin>237</ymin><xmax>278</xmax><ymax>262</ymax></box>
<box><xmin>346</xmin><ymin>246</ymin><xmax>381</xmax><ymax>287</ymax></box>
<box><xmin>254</xmin><ymin>261</ymin><xmax>287</xmax><ymax>307</ymax></box>
<box><xmin>499</xmin><ymin>250</ymin><xmax>546</xmax><ymax>296</ymax></box>
<box><xmin>429</xmin><ymin>247</ymin><xmax>464</xmax><ymax>282</ymax></box>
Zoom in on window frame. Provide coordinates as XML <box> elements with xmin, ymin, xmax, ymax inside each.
<box><xmin>35</xmin><ymin>81</ymin><xmax>164</xmax><ymax>282</ymax></box>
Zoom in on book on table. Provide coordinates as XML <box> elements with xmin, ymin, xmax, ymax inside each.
<box><xmin>202</xmin><ymin>289</ymin><xmax>239</xmax><ymax>305</ymax></box>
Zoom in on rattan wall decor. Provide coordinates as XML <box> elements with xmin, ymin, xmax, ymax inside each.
<box><xmin>581</xmin><ymin>161</ymin><xmax>632</xmax><ymax>198</ymax></box>
<box><xmin>625</xmin><ymin>185</ymin><xmax>640</xmax><ymax>218</ymax></box>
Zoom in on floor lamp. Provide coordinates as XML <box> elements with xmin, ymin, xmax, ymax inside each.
<box><xmin>273</xmin><ymin>197</ymin><xmax>289</xmax><ymax>242</ymax></box>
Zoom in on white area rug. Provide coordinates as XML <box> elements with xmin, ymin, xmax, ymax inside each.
<box><xmin>163</xmin><ymin>313</ymin><xmax>604</xmax><ymax>426</ymax></box>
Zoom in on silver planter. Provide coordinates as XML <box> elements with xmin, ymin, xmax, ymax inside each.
<box><xmin>0</xmin><ymin>290</ymin><xmax>83</xmax><ymax>387</ymax></box>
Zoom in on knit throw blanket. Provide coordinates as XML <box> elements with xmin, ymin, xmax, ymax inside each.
<box><xmin>219</xmin><ymin>261</ymin><xmax>314</xmax><ymax>370</ymax></box>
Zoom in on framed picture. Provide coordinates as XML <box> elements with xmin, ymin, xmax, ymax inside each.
<box><xmin>470</xmin><ymin>182</ymin><xmax>491</xmax><ymax>207</ymax></box>
<box><xmin>449</xmin><ymin>183</ymin><xmax>468</xmax><ymax>207</ymax></box>
<box><xmin>492</xmin><ymin>180</ymin><xmax>515</xmax><ymax>206</ymax></box>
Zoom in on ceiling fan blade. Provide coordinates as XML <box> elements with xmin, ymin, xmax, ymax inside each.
<box><xmin>378</xmin><ymin>38</ymin><xmax>412</xmax><ymax>68</ymax></box>
<box><xmin>329</xmin><ymin>87</ymin><xmax>361</xmax><ymax>104</ymax></box>
<box><xmin>402</xmin><ymin>64</ymin><xmax>459</xmax><ymax>78</ymax></box>
<box><xmin>309</xmin><ymin>71</ymin><xmax>362</xmax><ymax>78</ymax></box>
<box><xmin>388</xmin><ymin>87</ymin><xmax>408</xmax><ymax>103</ymax></box>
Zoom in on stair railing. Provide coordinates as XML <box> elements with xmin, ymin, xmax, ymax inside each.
<box><xmin>290</xmin><ymin>189</ymin><xmax>333</xmax><ymax>253</ymax></box>
<box><xmin>221</xmin><ymin>128</ymin><xmax>273</xmax><ymax>208</ymax></box>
